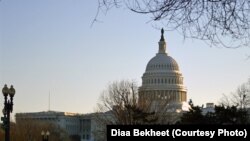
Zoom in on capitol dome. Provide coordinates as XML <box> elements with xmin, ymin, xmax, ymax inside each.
<box><xmin>139</xmin><ymin>29</ymin><xmax>187</xmax><ymax>112</ymax></box>
<box><xmin>146</xmin><ymin>54</ymin><xmax>179</xmax><ymax>72</ymax></box>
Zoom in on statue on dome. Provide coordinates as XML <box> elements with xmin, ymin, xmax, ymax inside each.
<box><xmin>160</xmin><ymin>28</ymin><xmax>165</xmax><ymax>41</ymax></box>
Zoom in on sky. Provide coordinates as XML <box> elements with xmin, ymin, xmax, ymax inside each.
<box><xmin>0</xmin><ymin>0</ymin><xmax>250</xmax><ymax>119</ymax></box>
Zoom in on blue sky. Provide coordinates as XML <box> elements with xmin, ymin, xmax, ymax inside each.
<box><xmin>1</xmin><ymin>0</ymin><xmax>250</xmax><ymax>118</ymax></box>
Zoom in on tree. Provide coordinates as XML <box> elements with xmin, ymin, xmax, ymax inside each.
<box><xmin>220</xmin><ymin>78</ymin><xmax>250</xmax><ymax>108</ymax></box>
<box><xmin>96</xmin><ymin>0</ymin><xmax>250</xmax><ymax>48</ymax></box>
<box><xmin>95</xmin><ymin>80</ymin><xmax>176</xmax><ymax>125</ymax></box>
<box><xmin>211</xmin><ymin>105</ymin><xmax>248</xmax><ymax>124</ymax></box>
<box><xmin>179</xmin><ymin>103</ymin><xmax>249</xmax><ymax>124</ymax></box>
<box><xmin>93</xmin><ymin>80</ymin><xmax>178</xmax><ymax>140</ymax></box>
<box><xmin>179</xmin><ymin>100</ymin><xmax>205</xmax><ymax>124</ymax></box>
<box><xmin>1</xmin><ymin>119</ymin><xmax>71</xmax><ymax>141</ymax></box>
<box><xmin>0</xmin><ymin>128</ymin><xmax>4</xmax><ymax>140</ymax></box>
<box><xmin>95</xmin><ymin>80</ymin><xmax>153</xmax><ymax>124</ymax></box>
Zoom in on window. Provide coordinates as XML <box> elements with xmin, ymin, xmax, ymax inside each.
<box><xmin>86</xmin><ymin>135</ymin><xmax>90</xmax><ymax>140</ymax></box>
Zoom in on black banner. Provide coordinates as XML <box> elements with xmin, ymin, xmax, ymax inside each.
<box><xmin>107</xmin><ymin>125</ymin><xmax>250</xmax><ymax>141</ymax></box>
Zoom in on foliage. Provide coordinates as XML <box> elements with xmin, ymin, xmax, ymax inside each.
<box><xmin>210</xmin><ymin>105</ymin><xmax>248</xmax><ymax>124</ymax></box>
<box><xmin>179</xmin><ymin>103</ymin><xmax>249</xmax><ymax>124</ymax></box>
<box><xmin>0</xmin><ymin>119</ymin><xmax>71</xmax><ymax>141</ymax></box>
<box><xmin>179</xmin><ymin>104</ymin><xmax>204</xmax><ymax>124</ymax></box>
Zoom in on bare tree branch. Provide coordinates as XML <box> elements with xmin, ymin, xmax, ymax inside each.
<box><xmin>219</xmin><ymin>78</ymin><xmax>250</xmax><ymax>108</ymax></box>
<box><xmin>93</xmin><ymin>79</ymin><xmax>180</xmax><ymax>140</ymax></box>
<box><xmin>96</xmin><ymin>0</ymin><xmax>250</xmax><ymax>48</ymax></box>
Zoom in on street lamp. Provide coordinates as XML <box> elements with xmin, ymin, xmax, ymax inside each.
<box><xmin>41</xmin><ymin>130</ymin><xmax>50</xmax><ymax>141</ymax></box>
<box><xmin>1</xmin><ymin>84</ymin><xmax>15</xmax><ymax>141</ymax></box>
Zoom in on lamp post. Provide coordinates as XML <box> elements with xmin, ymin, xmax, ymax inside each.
<box><xmin>1</xmin><ymin>84</ymin><xmax>15</xmax><ymax>141</ymax></box>
<box><xmin>41</xmin><ymin>130</ymin><xmax>50</xmax><ymax>141</ymax></box>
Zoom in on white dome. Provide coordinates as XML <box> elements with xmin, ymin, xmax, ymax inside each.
<box><xmin>139</xmin><ymin>29</ymin><xmax>187</xmax><ymax>108</ymax></box>
<box><xmin>146</xmin><ymin>53</ymin><xmax>179</xmax><ymax>72</ymax></box>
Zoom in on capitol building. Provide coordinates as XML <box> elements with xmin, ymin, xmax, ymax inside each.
<box><xmin>15</xmin><ymin>29</ymin><xmax>188</xmax><ymax>141</ymax></box>
<box><xmin>139</xmin><ymin>29</ymin><xmax>187</xmax><ymax>112</ymax></box>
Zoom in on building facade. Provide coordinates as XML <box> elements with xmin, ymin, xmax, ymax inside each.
<box><xmin>15</xmin><ymin>111</ymin><xmax>98</xmax><ymax>141</ymax></box>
